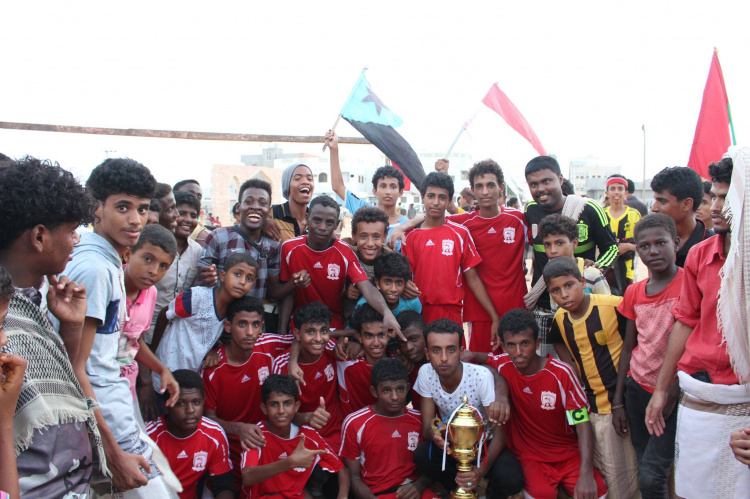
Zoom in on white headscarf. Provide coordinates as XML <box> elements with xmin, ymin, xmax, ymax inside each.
<box><xmin>718</xmin><ymin>146</ymin><xmax>750</xmax><ymax>382</ymax></box>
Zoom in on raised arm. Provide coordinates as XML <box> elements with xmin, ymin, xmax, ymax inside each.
<box><xmin>327</xmin><ymin>130</ymin><xmax>347</xmax><ymax>201</ymax></box>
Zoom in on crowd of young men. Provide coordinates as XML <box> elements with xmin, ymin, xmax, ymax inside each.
<box><xmin>0</xmin><ymin>140</ymin><xmax>748</xmax><ymax>499</ymax></box>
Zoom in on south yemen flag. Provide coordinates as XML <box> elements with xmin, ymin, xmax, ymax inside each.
<box><xmin>340</xmin><ymin>69</ymin><xmax>426</xmax><ymax>188</ymax></box>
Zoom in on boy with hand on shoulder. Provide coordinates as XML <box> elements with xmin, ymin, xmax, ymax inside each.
<box><xmin>146</xmin><ymin>370</ymin><xmax>234</xmax><ymax>499</ymax></box>
<box><xmin>277</xmin><ymin>195</ymin><xmax>401</xmax><ymax>338</ymax></box>
<box><xmin>338</xmin><ymin>304</ymin><xmax>391</xmax><ymax>416</ymax></box>
<box><xmin>400</xmin><ymin>172</ymin><xmax>500</xmax><ymax>341</ymax></box>
<box><xmin>150</xmin><ymin>252</ymin><xmax>258</xmax><ymax>400</ymax></box>
<box><xmin>115</xmin><ymin>225</ymin><xmax>180</xmax><ymax>415</ymax></box>
<box><xmin>273</xmin><ymin>301</ymin><xmax>345</xmax><ymax>452</ymax></box>
<box><xmin>340</xmin><ymin>358</ymin><xmax>437</xmax><ymax>499</ymax></box>
<box><xmin>611</xmin><ymin>214</ymin><xmax>683</xmax><ymax>497</ymax></box>
<box><xmin>202</xmin><ymin>297</ymin><xmax>287</xmax><ymax>490</ymax></box>
<box><xmin>241</xmin><ymin>374</ymin><xmax>349</xmax><ymax>499</ymax></box>
<box><xmin>413</xmin><ymin>319</ymin><xmax>523</xmax><ymax>499</ymax></box>
<box><xmin>544</xmin><ymin>257</ymin><xmax>639</xmax><ymax>498</ymax></box>
<box><xmin>487</xmin><ymin>309</ymin><xmax>607</xmax><ymax>499</ymax></box>
<box><xmin>354</xmin><ymin>252</ymin><xmax>421</xmax><ymax>316</ymax></box>
<box><xmin>537</xmin><ymin>214</ymin><xmax>610</xmax><ymax>308</ymax></box>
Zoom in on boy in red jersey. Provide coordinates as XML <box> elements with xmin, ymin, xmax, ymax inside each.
<box><xmin>202</xmin><ymin>297</ymin><xmax>289</xmax><ymax>490</ymax></box>
<box><xmin>273</xmin><ymin>301</ymin><xmax>345</xmax><ymax>451</ymax></box>
<box><xmin>337</xmin><ymin>304</ymin><xmax>389</xmax><ymax>416</ymax></box>
<box><xmin>400</xmin><ymin>172</ymin><xmax>499</xmax><ymax>338</ymax></box>
<box><xmin>146</xmin><ymin>370</ymin><xmax>234</xmax><ymax>499</ymax></box>
<box><xmin>340</xmin><ymin>358</ymin><xmax>437</xmax><ymax>499</ymax></box>
<box><xmin>241</xmin><ymin>375</ymin><xmax>349</xmax><ymax>499</ymax></box>
<box><xmin>392</xmin><ymin>160</ymin><xmax>527</xmax><ymax>353</ymax></box>
<box><xmin>487</xmin><ymin>309</ymin><xmax>606</xmax><ymax>499</ymax></box>
<box><xmin>278</xmin><ymin>195</ymin><xmax>401</xmax><ymax>337</ymax></box>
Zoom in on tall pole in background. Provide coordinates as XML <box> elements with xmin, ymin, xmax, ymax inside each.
<box><xmin>642</xmin><ymin>125</ymin><xmax>646</xmax><ymax>200</ymax></box>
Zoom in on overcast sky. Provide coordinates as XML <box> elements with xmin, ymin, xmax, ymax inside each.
<box><xmin>1</xmin><ymin>0</ymin><xmax>747</xmax><ymax>190</ymax></box>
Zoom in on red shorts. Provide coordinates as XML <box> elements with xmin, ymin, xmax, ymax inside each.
<box><xmin>520</xmin><ymin>457</ymin><xmax>607</xmax><ymax>499</ymax></box>
<box><xmin>468</xmin><ymin>321</ymin><xmax>504</xmax><ymax>354</ymax></box>
<box><xmin>421</xmin><ymin>304</ymin><xmax>462</xmax><ymax>325</ymax></box>
<box><xmin>377</xmin><ymin>487</ymin><xmax>441</xmax><ymax>499</ymax></box>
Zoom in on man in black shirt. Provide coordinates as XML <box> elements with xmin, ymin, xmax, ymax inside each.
<box><xmin>650</xmin><ymin>166</ymin><xmax>714</xmax><ymax>267</ymax></box>
<box><xmin>524</xmin><ymin>156</ymin><xmax>618</xmax><ymax>351</ymax></box>
<box><xmin>625</xmin><ymin>178</ymin><xmax>649</xmax><ymax>216</ymax></box>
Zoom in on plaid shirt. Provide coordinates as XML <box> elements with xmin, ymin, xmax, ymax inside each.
<box><xmin>198</xmin><ymin>227</ymin><xmax>281</xmax><ymax>300</ymax></box>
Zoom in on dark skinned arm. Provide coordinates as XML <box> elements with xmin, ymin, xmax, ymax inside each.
<box><xmin>573</xmin><ymin>421</ymin><xmax>597</xmax><ymax>499</ymax></box>
<box><xmin>463</xmin><ymin>268</ymin><xmax>501</xmax><ymax>351</ymax></box>
<box><xmin>204</xmin><ymin>408</ymin><xmax>266</xmax><ymax>451</ymax></box>
<box><xmin>612</xmin><ymin>318</ymin><xmax>637</xmax><ymax>437</ymax></box>
<box><xmin>345</xmin><ymin>458</ymin><xmax>377</xmax><ymax>499</ymax></box>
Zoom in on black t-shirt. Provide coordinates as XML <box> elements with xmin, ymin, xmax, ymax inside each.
<box><xmin>525</xmin><ymin>198</ymin><xmax>619</xmax><ymax>309</ymax></box>
<box><xmin>626</xmin><ymin>195</ymin><xmax>649</xmax><ymax>217</ymax></box>
<box><xmin>676</xmin><ymin>219</ymin><xmax>715</xmax><ymax>268</ymax></box>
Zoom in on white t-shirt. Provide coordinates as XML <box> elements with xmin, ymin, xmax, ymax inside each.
<box><xmin>414</xmin><ymin>361</ymin><xmax>495</xmax><ymax>422</ymax></box>
<box><xmin>152</xmin><ymin>286</ymin><xmax>224</xmax><ymax>391</ymax></box>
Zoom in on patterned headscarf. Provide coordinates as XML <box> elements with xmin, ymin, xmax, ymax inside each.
<box><xmin>281</xmin><ymin>163</ymin><xmax>312</xmax><ymax>200</ymax></box>
<box><xmin>718</xmin><ymin>146</ymin><xmax>750</xmax><ymax>382</ymax></box>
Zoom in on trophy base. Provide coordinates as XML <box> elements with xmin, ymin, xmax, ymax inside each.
<box><xmin>450</xmin><ymin>487</ymin><xmax>477</xmax><ymax>499</ymax></box>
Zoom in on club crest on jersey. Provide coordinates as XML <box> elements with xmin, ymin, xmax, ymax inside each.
<box><xmin>407</xmin><ymin>431</ymin><xmax>419</xmax><ymax>451</ymax></box>
<box><xmin>532</xmin><ymin>223</ymin><xmax>538</xmax><ymax>239</ymax></box>
<box><xmin>594</xmin><ymin>329</ymin><xmax>609</xmax><ymax>346</ymax></box>
<box><xmin>541</xmin><ymin>391</ymin><xmax>557</xmax><ymax>410</ymax></box>
<box><xmin>577</xmin><ymin>222</ymin><xmax>588</xmax><ymax>241</ymax></box>
<box><xmin>441</xmin><ymin>239</ymin><xmax>454</xmax><ymax>256</ymax></box>
<box><xmin>324</xmin><ymin>363</ymin><xmax>335</xmax><ymax>381</ymax></box>
<box><xmin>327</xmin><ymin>263</ymin><xmax>340</xmax><ymax>280</ymax></box>
<box><xmin>503</xmin><ymin>227</ymin><xmax>515</xmax><ymax>244</ymax></box>
<box><xmin>192</xmin><ymin>451</ymin><xmax>208</xmax><ymax>472</ymax></box>
<box><xmin>258</xmin><ymin>366</ymin><xmax>269</xmax><ymax>384</ymax></box>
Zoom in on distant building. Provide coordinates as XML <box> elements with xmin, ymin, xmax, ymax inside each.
<box><xmin>568</xmin><ymin>157</ymin><xmax>622</xmax><ymax>195</ymax></box>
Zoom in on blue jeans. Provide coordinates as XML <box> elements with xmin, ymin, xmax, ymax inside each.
<box><xmin>625</xmin><ymin>376</ymin><xmax>677</xmax><ymax>498</ymax></box>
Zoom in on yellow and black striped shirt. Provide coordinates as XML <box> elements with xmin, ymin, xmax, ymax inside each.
<box><xmin>605</xmin><ymin>206</ymin><xmax>641</xmax><ymax>280</ymax></box>
<box><xmin>549</xmin><ymin>294</ymin><xmax>625</xmax><ymax>414</ymax></box>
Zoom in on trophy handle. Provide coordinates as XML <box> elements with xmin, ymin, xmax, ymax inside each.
<box><xmin>431</xmin><ymin>417</ymin><xmax>453</xmax><ymax>455</ymax></box>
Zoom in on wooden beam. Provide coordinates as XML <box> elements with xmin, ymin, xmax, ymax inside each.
<box><xmin>0</xmin><ymin>121</ymin><xmax>370</xmax><ymax>145</ymax></box>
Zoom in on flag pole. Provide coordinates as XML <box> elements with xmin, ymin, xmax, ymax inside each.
<box><xmin>443</xmin><ymin>123</ymin><xmax>467</xmax><ymax>159</ymax></box>
<box><xmin>642</xmin><ymin>124</ymin><xmax>646</xmax><ymax>200</ymax></box>
<box><xmin>322</xmin><ymin>114</ymin><xmax>342</xmax><ymax>151</ymax></box>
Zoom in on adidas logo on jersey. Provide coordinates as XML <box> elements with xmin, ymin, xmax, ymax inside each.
<box><xmin>178</xmin><ymin>450</ymin><xmax>188</xmax><ymax>459</ymax></box>
<box><xmin>488</xmin><ymin>227</ymin><xmax>497</xmax><ymax>234</ymax></box>
<box><xmin>279</xmin><ymin>452</ymin><xmax>288</xmax><ymax>459</ymax></box>
<box><xmin>315</xmin><ymin>372</ymin><xmax>323</xmax><ymax>380</ymax></box>
<box><xmin>426</xmin><ymin>240</ymin><xmax>435</xmax><ymax>246</ymax></box>
<box><xmin>314</xmin><ymin>262</ymin><xmax>323</xmax><ymax>269</ymax></box>
<box><xmin>241</xmin><ymin>375</ymin><xmax>252</xmax><ymax>383</ymax></box>
<box><xmin>523</xmin><ymin>387</ymin><xmax>532</xmax><ymax>394</ymax></box>
<box><xmin>392</xmin><ymin>430</ymin><xmax>401</xmax><ymax>438</ymax></box>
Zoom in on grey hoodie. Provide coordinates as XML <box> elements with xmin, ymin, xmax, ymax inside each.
<box><xmin>60</xmin><ymin>231</ymin><xmax>141</xmax><ymax>452</ymax></box>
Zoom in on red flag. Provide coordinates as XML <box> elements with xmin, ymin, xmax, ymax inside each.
<box><xmin>482</xmin><ymin>83</ymin><xmax>547</xmax><ymax>156</ymax></box>
<box><xmin>688</xmin><ymin>50</ymin><xmax>732</xmax><ymax>179</ymax></box>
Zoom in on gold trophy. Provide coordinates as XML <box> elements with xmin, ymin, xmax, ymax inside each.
<box><xmin>433</xmin><ymin>395</ymin><xmax>486</xmax><ymax>499</ymax></box>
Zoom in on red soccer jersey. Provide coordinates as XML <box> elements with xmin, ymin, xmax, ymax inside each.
<box><xmin>487</xmin><ymin>353</ymin><xmax>589</xmax><ymax>462</ymax></box>
<box><xmin>240</xmin><ymin>423</ymin><xmax>343</xmax><ymax>499</ymax></box>
<box><xmin>401</xmin><ymin>221</ymin><xmax>482</xmax><ymax>308</ymax></box>
<box><xmin>203</xmin><ymin>345</ymin><xmax>274</xmax><ymax>476</ymax></box>
<box><xmin>337</xmin><ymin>358</ymin><xmax>377</xmax><ymax>416</ymax></box>
<box><xmin>272</xmin><ymin>340</ymin><xmax>344</xmax><ymax>451</ymax></box>
<box><xmin>339</xmin><ymin>406</ymin><xmax>423</xmax><ymax>494</ymax></box>
<box><xmin>449</xmin><ymin>208</ymin><xmax>527</xmax><ymax>321</ymax></box>
<box><xmin>408</xmin><ymin>363</ymin><xmax>423</xmax><ymax>411</ymax></box>
<box><xmin>280</xmin><ymin>236</ymin><xmax>369</xmax><ymax>329</ymax></box>
<box><xmin>146</xmin><ymin>416</ymin><xmax>232</xmax><ymax>499</ymax></box>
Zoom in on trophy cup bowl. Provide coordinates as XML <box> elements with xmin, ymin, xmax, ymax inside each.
<box><xmin>447</xmin><ymin>396</ymin><xmax>485</xmax><ymax>499</ymax></box>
